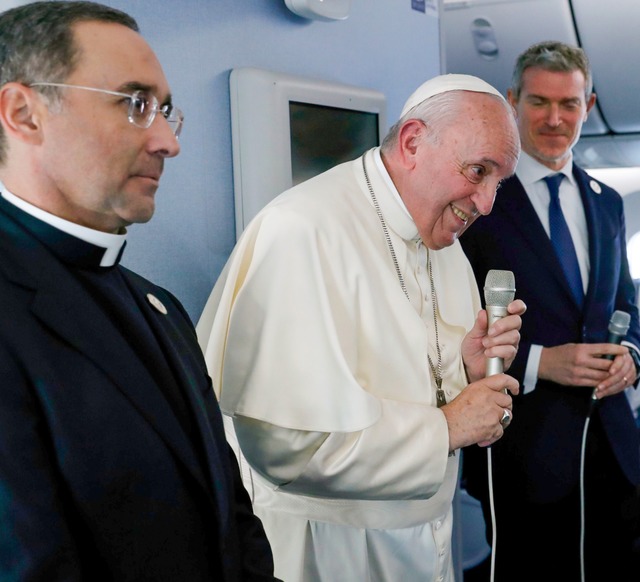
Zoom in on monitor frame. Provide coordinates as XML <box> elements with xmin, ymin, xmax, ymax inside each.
<box><xmin>229</xmin><ymin>67</ymin><xmax>387</xmax><ymax>238</ymax></box>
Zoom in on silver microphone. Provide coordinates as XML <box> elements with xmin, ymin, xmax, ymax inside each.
<box><xmin>590</xmin><ymin>310</ymin><xmax>631</xmax><ymax>406</ymax></box>
<box><xmin>603</xmin><ymin>310</ymin><xmax>631</xmax><ymax>361</ymax></box>
<box><xmin>484</xmin><ymin>269</ymin><xmax>516</xmax><ymax>377</ymax></box>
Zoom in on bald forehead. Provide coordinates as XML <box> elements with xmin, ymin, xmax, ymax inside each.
<box><xmin>69</xmin><ymin>20</ymin><xmax>170</xmax><ymax>98</ymax></box>
<box><xmin>458</xmin><ymin>92</ymin><xmax>520</xmax><ymax>169</ymax></box>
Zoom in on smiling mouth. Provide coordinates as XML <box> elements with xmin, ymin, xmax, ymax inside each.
<box><xmin>540</xmin><ymin>131</ymin><xmax>568</xmax><ymax>139</ymax></box>
<box><xmin>451</xmin><ymin>204</ymin><xmax>470</xmax><ymax>224</ymax></box>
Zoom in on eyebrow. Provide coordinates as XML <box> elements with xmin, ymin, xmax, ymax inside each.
<box><xmin>478</xmin><ymin>157</ymin><xmax>501</xmax><ymax>169</ymax></box>
<box><xmin>478</xmin><ymin>156</ymin><xmax>518</xmax><ymax>176</ymax></box>
<box><xmin>526</xmin><ymin>94</ymin><xmax>581</xmax><ymax>104</ymax></box>
<box><xmin>117</xmin><ymin>81</ymin><xmax>173</xmax><ymax>105</ymax></box>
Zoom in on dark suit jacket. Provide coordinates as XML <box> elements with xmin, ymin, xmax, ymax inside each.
<box><xmin>0</xmin><ymin>197</ymin><xmax>276</xmax><ymax>581</ymax></box>
<box><xmin>460</xmin><ymin>165</ymin><xmax>640</xmax><ymax>504</ymax></box>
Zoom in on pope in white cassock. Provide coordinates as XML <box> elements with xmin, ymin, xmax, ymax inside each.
<box><xmin>197</xmin><ymin>74</ymin><xmax>525</xmax><ymax>582</ymax></box>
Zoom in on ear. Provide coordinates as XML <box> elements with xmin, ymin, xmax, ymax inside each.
<box><xmin>0</xmin><ymin>82</ymin><xmax>46</xmax><ymax>147</ymax></box>
<box><xmin>397</xmin><ymin>118</ymin><xmax>427</xmax><ymax>169</ymax></box>
<box><xmin>506</xmin><ymin>88</ymin><xmax>518</xmax><ymax>113</ymax></box>
<box><xmin>584</xmin><ymin>92</ymin><xmax>596</xmax><ymax>119</ymax></box>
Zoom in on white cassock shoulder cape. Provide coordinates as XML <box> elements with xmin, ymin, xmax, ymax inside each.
<box><xmin>197</xmin><ymin>148</ymin><xmax>482</xmax><ymax>582</ymax></box>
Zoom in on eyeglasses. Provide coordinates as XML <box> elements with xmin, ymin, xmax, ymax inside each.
<box><xmin>29</xmin><ymin>82</ymin><xmax>184</xmax><ymax>137</ymax></box>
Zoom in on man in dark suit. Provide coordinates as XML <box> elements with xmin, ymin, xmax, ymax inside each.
<box><xmin>460</xmin><ymin>40</ymin><xmax>640</xmax><ymax>581</ymax></box>
<box><xmin>0</xmin><ymin>2</ymin><xmax>277</xmax><ymax>580</ymax></box>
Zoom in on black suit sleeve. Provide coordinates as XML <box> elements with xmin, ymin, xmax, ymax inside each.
<box><xmin>158</xmin><ymin>286</ymin><xmax>280</xmax><ymax>580</ymax></box>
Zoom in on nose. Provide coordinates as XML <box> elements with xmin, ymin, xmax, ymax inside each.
<box><xmin>545</xmin><ymin>103</ymin><xmax>561</xmax><ymax>127</ymax></box>
<box><xmin>472</xmin><ymin>183</ymin><xmax>497</xmax><ymax>216</ymax></box>
<box><xmin>148</xmin><ymin>115</ymin><xmax>181</xmax><ymax>158</ymax></box>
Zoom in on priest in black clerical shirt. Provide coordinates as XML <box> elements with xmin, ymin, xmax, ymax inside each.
<box><xmin>0</xmin><ymin>3</ymin><xmax>277</xmax><ymax>581</ymax></box>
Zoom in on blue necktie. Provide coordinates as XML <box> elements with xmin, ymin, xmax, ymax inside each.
<box><xmin>544</xmin><ymin>174</ymin><xmax>584</xmax><ymax>307</ymax></box>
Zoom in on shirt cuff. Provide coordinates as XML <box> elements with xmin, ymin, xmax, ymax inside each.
<box><xmin>622</xmin><ymin>341</ymin><xmax>640</xmax><ymax>386</ymax></box>
<box><xmin>523</xmin><ymin>344</ymin><xmax>543</xmax><ymax>394</ymax></box>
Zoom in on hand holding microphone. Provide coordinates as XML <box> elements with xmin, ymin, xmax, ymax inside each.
<box><xmin>460</xmin><ymin>269</ymin><xmax>524</xmax><ymax>383</ymax></box>
<box><xmin>484</xmin><ymin>270</ymin><xmax>517</xmax><ymax>428</ymax></box>
<box><xmin>603</xmin><ymin>310</ymin><xmax>631</xmax><ymax>361</ymax></box>
<box><xmin>590</xmin><ymin>310</ymin><xmax>631</xmax><ymax>407</ymax></box>
<box><xmin>484</xmin><ymin>270</ymin><xmax>517</xmax><ymax>377</ymax></box>
<box><xmin>446</xmin><ymin>269</ymin><xmax>523</xmax><ymax>448</ymax></box>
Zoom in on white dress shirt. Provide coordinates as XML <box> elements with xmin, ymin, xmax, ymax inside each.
<box><xmin>516</xmin><ymin>152</ymin><xmax>590</xmax><ymax>393</ymax></box>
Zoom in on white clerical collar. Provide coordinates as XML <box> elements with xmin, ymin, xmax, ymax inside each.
<box><xmin>516</xmin><ymin>150</ymin><xmax>575</xmax><ymax>188</ymax></box>
<box><xmin>1</xmin><ymin>188</ymin><xmax>127</xmax><ymax>267</ymax></box>
<box><xmin>373</xmin><ymin>147</ymin><xmax>413</xmax><ymax>221</ymax></box>
<box><xmin>368</xmin><ymin>148</ymin><xmax>419</xmax><ymax>241</ymax></box>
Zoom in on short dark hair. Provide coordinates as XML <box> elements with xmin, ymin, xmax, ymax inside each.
<box><xmin>510</xmin><ymin>40</ymin><xmax>593</xmax><ymax>101</ymax></box>
<box><xmin>0</xmin><ymin>1</ymin><xmax>139</xmax><ymax>163</ymax></box>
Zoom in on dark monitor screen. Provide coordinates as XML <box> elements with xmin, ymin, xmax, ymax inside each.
<box><xmin>289</xmin><ymin>101</ymin><xmax>380</xmax><ymax>186</ymax></box>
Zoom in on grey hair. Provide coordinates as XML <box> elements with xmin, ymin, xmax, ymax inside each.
<box><xmin>381</xmin><ymin>90</ymin><xmax>511</xmax><ymax>152</ymax></box>
<box><xmin>510</xmin><ymin>40</ymin><xmax>593</xmax><ymax>101</ymax></box>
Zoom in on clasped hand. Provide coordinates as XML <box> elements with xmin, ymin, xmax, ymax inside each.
<box><xmin>462</xmin><ymin>299</ymin><xmax>527</xmax><ymax>382</ymax></box>
<box><xmin>441</xmin><ymin>299</ymin><xmax>526</xmax><ymax>451</ymax></box>
<box><xmin>539</xmin><ymin>342</ymin><xmax>636</xmax><ymax>398</ymax></box>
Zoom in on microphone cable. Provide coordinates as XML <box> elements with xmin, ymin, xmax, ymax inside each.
<box><xmin>484</xmin><ymin>406</ymin><xmax>589</xmax><ymax>582</ymax></box>
<box><xmin>487</xmin><ymin>446</ymin><xmax>498</xmax><ymax>582</ymax></box>
<box><xmin>485</xmin><ymin>306</ymin><xmax>628</xmax><ymax>582</ymax></box>
<box><xmin>579</xmin><ymin>309</ymin><xmax>630</xmax><ymax>582</ymax></box>
<box><xmin>579</xmin><ymin>406</ymin><xmax>591</xmax><ymax>582</ymax></box>
<box><xmin>481</xmin><ymin>269</ymin><xmax>516</xmax><ymax>582</ymax></box>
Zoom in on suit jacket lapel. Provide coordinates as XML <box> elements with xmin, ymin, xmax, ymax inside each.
<box><xmin>122</xmin><ymin>270</ymin><xmax>231</xmax><ymax>522</ymax></box>
<box><xmin>572</xmin><ymin>165</ymin><xmax>602</xmax><ymax>310</ymax></box>
<box><xmin>0</xmin><ymin>215</ymin><xmax>214</xmax><ymax>501</ymax></box>
<box><xmin>497</xmin><ymin>176</ymin><xmax>580</xmax><ymax>307</ymax></box>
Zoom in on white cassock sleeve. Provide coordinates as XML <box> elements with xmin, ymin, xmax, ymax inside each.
<box><xmin>197</xmin><ymin>162</ymin><xmax>480</xmax><ymax>503</ymax></box>
<box><xmin>234</xmin><ymin>392</ymin><xmax>450</xmax><ymax>500</ymax></box>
